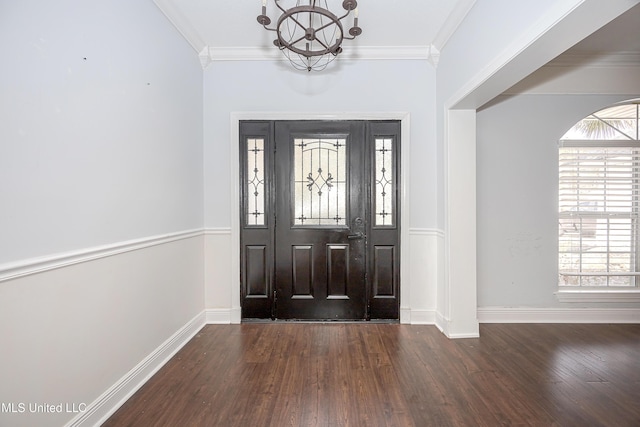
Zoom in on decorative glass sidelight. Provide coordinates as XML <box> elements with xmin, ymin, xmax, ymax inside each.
<box><xmin>246</xmin><ymin>138</ymin><xmax>265</xmax><ymax>226</ymax></box>
<box><xmin>294</xmin><ymin>137</ymin><xmax>347</xmax><ymax>225</ymax></box>
<box><xmin>375</xmin><ymin>138</ymin><xmax>394</xmax><ymax>226</ymax></box>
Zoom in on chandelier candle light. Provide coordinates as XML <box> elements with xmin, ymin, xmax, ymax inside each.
<box><xmin>257</xmin><ymin>0</ymin><xmax>362</xmax><ymax>71</ymax></box>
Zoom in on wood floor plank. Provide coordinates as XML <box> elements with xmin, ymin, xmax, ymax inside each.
<box><xmin>103</xmin><ymin>323</ymin><xmax>640</xmax><ymax>427</ymax></box>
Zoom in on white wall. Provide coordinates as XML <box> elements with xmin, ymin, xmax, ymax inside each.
<box><xmin>0</xmin><ymin>236</ymin><xmax>204</xmax><ymax>427</ymax></box>
<box><xmin>469</xmin><ymin>3</ymin><xmax>640</xmax><ymax>316</ymax></box>
<box><xmin>0</xmin><ymin>0</ymin><xmax>204</xmax><ymax>264</ymax></box>
<box><xmin>0</xmin><ymin>1</ymin><xmax>205</xmax><ymax>426</ymax></box>
<box><xmin>437</xmin><ymin>0</ymin><xmax>571</xmax><ymax>109</ymax></box>
<box><xmin>202</xmin><ymin>59</ymin><xmax>439</xmax><ymax>317</ymax></box>
<box><xmin>432</xmin><ymin>0</ymin><xmax>639</xmax><ymax>333</ymax></box>
<box><xmin>437</xmin><ymin>0</ymin><xmax>638</xmax><ymax>224</ymax></box>
<box><xmin>477</xmin><ymin>93</ymin><xmax>640</xmax><ymax>310</ymax></box>
<box><xmin>203</xmin><ymin>59</ymin><xmax>437</xmax><ymax>229</ymax></box>
<box><xmin>432</xmin><ymin>0</ymin><xmax>588</xmax><ymax>335</ymax></box>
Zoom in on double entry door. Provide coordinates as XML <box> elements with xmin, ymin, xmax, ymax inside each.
<box><xmin>240</xmin><ymin>120</ymin><xmax>400</xmax><ymax>320</ymax></box>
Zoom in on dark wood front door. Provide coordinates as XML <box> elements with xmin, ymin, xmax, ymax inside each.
<box><xmin>274</xmin><ymin>121</ymin><xmax>367</xmax><ymax>319</ymax></box>
<box><xmin>240</xmin><ymin>120</ymin><xmax>400</xmax><ymax>320</ymax></box>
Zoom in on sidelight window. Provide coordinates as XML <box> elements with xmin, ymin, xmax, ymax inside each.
<box><xmin>246</xmin><ymin>138</ymin><xmax>266</xmax><ymax>226</ymax></box>
<box><xmin>374</xmin><ymin>137</ymin><xmax>394</xmax><ymax>226</ymax></box>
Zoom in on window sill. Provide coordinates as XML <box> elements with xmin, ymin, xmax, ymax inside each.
<box><xmin>555</xmin><ymin>289</ymin><xmax>640</xmax><ymax>303</ymax></box>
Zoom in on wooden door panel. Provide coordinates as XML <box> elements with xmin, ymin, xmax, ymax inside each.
<box><xmin>245</xmin><ymin>246</ymin><xmax>268</xmax><ymax>297</ymax></box>
<box><xmin>373</xmin><ymin>246</ymin><xmax>395</xmax><ymax>297</ymax></box>
<box><xmin>292</xmin><ymin>245</ymin><xmax>313</xmax><ymax>298</ymax></box>
<box><xmin>327</xmin><ymin>244</ymin><xmax>350</xmax><ymax>298</ymax></box>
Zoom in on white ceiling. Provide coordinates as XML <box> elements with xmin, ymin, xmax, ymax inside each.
<box><xmin>153</xmin><ymin>0</ymin><xmax>476</xmax><ymax>62</ymax></box>
<box><xmin>153</xmin><ymin>1</ymin><xmax>640</xmax><ymax>68</ymax></box>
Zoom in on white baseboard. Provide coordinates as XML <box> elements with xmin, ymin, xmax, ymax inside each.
<box><xmin>400</xmin><ymin>308</ymin><xmax>411</xmax><ymax>324</ymax></box>
<box><xmin>65</xmin><ymin>311</ymin><xmax>206</xmax><ymax>427</ymax></box>
<box><xmin>435</xmin><ymin>311</ymin><xmax>448</xmax><ymax>336</ymax></box>
<box><xmin>205</xmin><ymin>308</ymin><xmax>232</xmax><ymax>324</ymax></box>
<box><xmin>434</xmin><ymin>312</ymin><xmax>480</xmax><ymax>339</ymax></box>
<box><xmin>478</xmin><ymin>307</ymin><xmax>640</xmax><ymax>324</ymax></box>
<box><xmin>407</xmin><ymin>309</ymin><xmax>437</xmax><ymax>325</ymax></box>
<box><xmin>230</xmin><ymin>308</ymin><xmax>242</xmax><ymax>324</ymax></box>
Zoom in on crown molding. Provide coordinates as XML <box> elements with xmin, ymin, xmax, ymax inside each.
<box><xmin>154</xmin><ymin>0</ymin><xmax>206</xmax><ymax>54</ymax></box>
<box><xmin>199</xmin><ymin>45</ymin><xmax>433</xmax><ymax>68</ymax></box>
<box><xmin>427</xmin><ymin>45</ymin><xmax>441</xmax><ymax>67</ymax></box>
<box><xmin>345</xmin><ymin>46</ymin><xmax>431</xmax><ymax>61</ymax></box>
<box><xmin>432</xmin><ymin>0</ymin><xmax>476</xmax><ymax>52</ymax></box>
<box><xmin>198</xmin><ymin>47</ymin><xmax>213</xmax><ymax>69</ymax></box>
<box><xmin>153</xmin><ymin>0</ymin><xmax>460</xmax><ymax>69</ymax></box>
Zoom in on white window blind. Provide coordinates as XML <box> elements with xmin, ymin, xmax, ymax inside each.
<box><xmin>558</xmin><ymin>102</ymin><xmax>640</xmax><ymax>289</ymax></box>
<box><xmin>559</xmin><ymin>141</ymin><xmax>640</xmax><ymax>287</ymax></box>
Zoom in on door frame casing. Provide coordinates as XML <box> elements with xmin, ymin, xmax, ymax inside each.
<box><xmin>230</xmin><ymin>112</ymin><xmax>411</xmax><ymax>323</ymax></box>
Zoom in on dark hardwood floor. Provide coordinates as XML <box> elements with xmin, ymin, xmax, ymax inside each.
<box><xmin>103</xmin><ymin>323</ymin><xmax>640</xmax><ymax>427</ymax></box>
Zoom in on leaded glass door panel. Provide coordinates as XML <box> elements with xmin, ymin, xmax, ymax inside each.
<box><xmin>239</xmin><ymin>120</ymin><xmax>400</xmax><ymax>320</ymax></box>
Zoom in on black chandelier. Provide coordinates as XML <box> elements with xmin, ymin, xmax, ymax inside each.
<box><xmin>257</xmin><ymin>0</ymin><xmax>362</xmax><ymax>72</ymax></box>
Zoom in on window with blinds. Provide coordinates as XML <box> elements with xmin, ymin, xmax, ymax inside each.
<box><xmin>558</xmin><ymin>102</ymin><xmax>640</xmax><ymax>288</ymax></box>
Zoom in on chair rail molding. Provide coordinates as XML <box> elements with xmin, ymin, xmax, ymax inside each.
<box><xmin>0</xmin><ymin>229</ymin><xmax>203</xmax><ymax>284</ymax></box>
